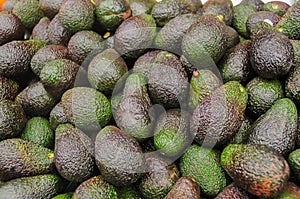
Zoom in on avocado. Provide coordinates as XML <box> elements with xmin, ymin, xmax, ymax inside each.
<box><xmin>153</xmin><ymin>109</ymin><xmax>191</xmax><ymax>157</ymax></box>
<box><xmin>224</xmin><ymin>25</ymin><xmax>240</xmax><ymax>49</ymax></box>
<box><xmin>151</xmin><ymin>0</ymin><xmax>197</xmax><ymax>27</ymax></box>
<box><xmin>289</xmin><ymin>148</ymin><xmax>300</xmax><ymax>183</ymax></box>
<box><xmin>246</xmin><ymin>77</ymin><xmax>284</xmax><ymax>116</ymax></box>
<box><xmin>180</xmin><ymin>144</ymin><xmax>226</xmax><ymax>197</ymax></box>
<box><xmin>0</xmin><ymin>138</ymin><xmax>54</xmax><ymax>181</ymax></box>
<box><xmin>148</xmin><ymin>51</ymin><xmax>188</xmax><ymax>108</ymax></box>
<box><xmin>191</xmin><ymin>81</ymin><xmax>248</xmax><ymax>147</ymax></box>
<box><xmin>52</xmin><ymin>192</ymin><xmax>73</xmax><ymax>199</ymax></box>
<box><xmin>117</xmin><ymin>186</ymin><xmax>141</xmax><ymax>199</ymax></box>
<box><xmin>0</xmin><ymin>11</ymin><xmax>25</xmax><ymax>45</ymax></box>
<box><xmin>115</xmin><ymin>73</ymin><xmax>153</xmax><ymax>141</ymax></box>
<box><xmin>73</xmin><ymin>176</ymin><xmax>117</xmax><ymax>199</ymax></box>
<box><xmin>291</xmin><ymin>40</ymin><xmax>300</xmax><ymax>65</ymax></box>
<box><xmin>114</xmin><ymin>14</ymin><xmax>156</xmax><ymax>59</ymax></box>
<box><xmin>55</xmin><ymin>123</ymin><xmax>95</xmax><ymax>183</ymax></box>
<box><xmin>250</xmin><ymin>29</ymin><xmax>294</xmax><ymax>79</ymax></box>
<box><xmin>240</xmin><ymin>0</ymin><xmax>264</xmax><ymax>11</ymax></box>
<box><xmin>16</xmin><ymin>81</ymin><xmax>57</xmax><ymax>116</ymax></box>
<box><xmin>129</xmin><ymin>0</ymin><xmax>156</xmax><ymax>16</ymax></box>
<box><xmin>21</xmin><ymin>117</ymin><xmax>54</xmax><ymax>148</ymax></box>
<box><xmin>232</xmin><ymin>4</ymin><xmax>256</xmax><ymax>38</ymax></box>
<box><xmin>215</xmin><ymin>183</ymin><xmax>251</xmax><ymax>199</ymax></box>
<box><xmin>59</xmin><ymin>0</ymin><xmax>94</xmax><ymax>33</ymax></box>
<box><xmin>95</xmin><ymin>0</ymin><xmax>131</xmax><ymax>32</ymax></box>
<box><xmin>88</xmin><ymin>48</ymin><xmax>128</xmax><ymax>95</ymax></box>
<box><xmin>47</xmin><ymin>14</ymin><xmax>72</xmax><ymax>46</ymax></box>
<box><xmin>180</xmin><ymin>54</ymin><xmax>197</xmax><ymax>75</ymax></box>
<box><xmin>181</xmin><ymin>14</ymin><xmax>228</xmax><ymax>67</ymax></box>
<box><xmin>0</xmin><ymin>174</ymin><xmax>61</xmax><ymax>199</ymax></box>
<box><xmin>68</xmin><ymin>30</ymin><xmax>105</xmax><ymax>64</ymax></box>
<box><xmin>95</xmin><ymin>125</ymin><xmax>144</xmax><ymax>186</ymax></box>
<box><xmin>12</xmin><ymin>0</ymin><xmax>44</xmax><ymax>29</ymax></box>
<box><xmin>154</xmin><ymin>13</ymin><xmax>199</xmax><ymax>54</ymax></box>
<box><xmin>221</xmin><ymin>144</ymin><xmax>290</xmax><ymax>198</ymax></box>
<box><xmin>230</xmin><ymin>116</ymin><xmax>253</xmax><ymax>144</ymax></box>
<box><xmin>61</xmin><ymin>87</ymin><xmax>111</xmax><ymax>132</ymax></box>
<box><xmin>2</xmin><ymin>0</ymin><xmax>18</xmax><ymax>12</ymax></box>
<box><xmin>165</xmin><ymin>176</ymin><xmax>200</xmax><ymax>199</ymax></box>
<box><xmin>188</xmin><ymin>69</ymin><xmax>222</xmax><ymax>110</ymax></box>
<box><xmin>31</xmin><ymin>17</ymin><xmax>51</xmax><ymax>43</ymax></box>
<box><xmin>0</xmin><ymin>76</ymin><xmax>19</xmax><ymax>100</ymax></box>
<box><xmin>219</xmin><ymin>40</ymin><xmax>253</xmax><ymax>84</ymax></box>
<box><xmin>31</xmin><ymin>44</ymin><xmax>69</xmax><ymax>76</ymax></box>
<box><xmin>39</xmin><ymin>0</ymin><xmax>64</xmax><ymax>19</ymax></box>
<box><xmin>286</xmin><ymin>65</ymin><xmax>300</xmax><ymax>106</ymax></box>
<box><xmin>276</xmin><ymin>1</ymin><xmax>300</xmax><ymax>39</ymax></box>
<box><xmin>201</xmin><ymin>0</ymin><xmax>233</xmax><ymax>25</ymax></box>
<box><xmin>139</xmin><ymin>155</ymin><xmax>180</xmax><ymax>199</ymax></box>
<box><xmin>274</xmin><ymin>182</ymin><xmax>300</xmax><ymax>199</ymax></box>
<box><xmin>262</xmin><ymin>1</ymin><xmax>289</xmax><ymax>16</ymax></box>
<box><xmin>0</xmin><ymin>100</ymin><xmax>27</xmax><ymax>140</ymax></box>
<box><xmin>0</xmin><ymin>40</ymin><xmax>46</xmax><ymax>77</ymax></box>
<box><xmin>49</xmin><ymin>102</ymin><xmax>68</xmax><ymax>130</ymax></box>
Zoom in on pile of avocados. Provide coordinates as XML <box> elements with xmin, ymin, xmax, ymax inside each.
<box><xmin>1</xmin><ymin>0</ymin><xmax>300</xmax><ymax>198</ymax></box>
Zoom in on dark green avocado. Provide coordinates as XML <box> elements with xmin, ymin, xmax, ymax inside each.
<box><xmin>49</xmin><ymin>102</ymin><xmax>68</xmax><ymax>130</ymax></box>
<box><xmin>39</xmin><ymin>0</ymin><xmax>64</xmax><ymax>19</ymax></box>
<box><xmin>52</xmin><ymin>192</ymin><xmax>73</xmax><ymax>199</ymax></box>
<box><xmin>47</xmin><ymin>14</ymin><xmax>72</xmax><ymax>46</ymax></box>
<box><xmin>129</xmin><ymin>0</ymin><xmax>156</xmax><ymax>16</ymax></box>
<box><xmin>165</xmin><ymin>176</ymin><xmax>200</xmax><ymax>199</ymax></box>
<box><xmin>232</xmin><ymin>4</ymin><xmax>256</xmax><ymax>38</ymax></box>
<box><xmin>288</xmin><ymin>149</ymin><xmax>300</xmax><ymax>182</ymax></box>
<box><xmin>215</xmin><ymin>183</ymin><xmax>251</xmax><ymax>199</ymax></box>
<box><xmin>230</xmin><ymin>116</ymin><xmax>253</xmax><ymax>144</ymax></box>
<box><xmin>262</xmin><ymin>1</ymin><xmax>289</xmax><ymax>16</ymax></box>
<box><xmin>0</xmin><ymin>76</ymin><xmax>19</xmax><ymax>100</ymax></box>
<box><xmin>201</xmin><ymin>0</ymin><xmax>233</xmax><ymax>25</ymax></box>
<box><xmin>117</xmin><ymin>186</ymin><xmax>142</xmax><ymax>199</ymax></box>
<box><xmin>286</xmin><ymin>64</ymin><xmax>300</xmax><ymax>106</ymax></box>
<box><xmin>291</xmin><ymin>40</ymin><xmax>300</xmax><ymax>65</ymax></box>
<box><xmin>31</xmin><ymin>17</ymin><xmax>51</xmax><ymax>43</ymax></box>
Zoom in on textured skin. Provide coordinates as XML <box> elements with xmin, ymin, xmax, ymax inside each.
<box><xmin>16</xmin><ymin>81</ymin><xmax>57</xmax><ymax>116</ymax></box>
<box><xmin>0</xmin><ymin>100</ymin><xmax>27</xmax><ymax>140</ymax></box>
<box><xmin>68</xmin><ymin>30</ymin><xmax>105</xmax><ymax>64</ymax></box>
<box><xmin>180</xmin><ymin>54</ymin><xmax>196</xmax><ymax>75</ymax></box>
<box><xmin>191</xmin><ymin>81</ymin><xmax>248</xmax><ymax>146</ymax></box>
<box><xmin>240</xmin><ymin>0</ymin><xmax>264</xmax><ymax>11</ymax></box>
<box><xmin>0</xmin><ymin>138</ymin><xmax>54</xmax><ymax>181</ymax></box>
<box><xmin>221</xmin><ymin>144</ymin><xmax>290</xmax><ymax>198</ymax></box>
<box><xmin>201</xmin><ymin>0</ymin><xmax>233</xmax><ymax>25</ymax></box>
<box><xmin>115</xmin><ymin>73</ymin><xmax>152</xmax><ymax>141</ymax></box>
<box><xmin>165</xmin><ymin>176</ymin><xmax>200</xmax><ymax>199</ymax></box>
<box><xmin>189</xmin><ymin>70</ymin><xmax>221</xmax><ymax>110</ymax></box>
<box><xmin>219</xmin><ymin>40</ymin><xmax>253</xmax><ymax>84</ymax></box>
<box><xmin>154</xmin><ymin>14</ymin><xmax>199</xmax><ymax>54</ymax></box>
<box><xmin>250</xmin><ymin>29</ymin><xmax>294</xmax><ymax>79</ymax></box>
<box><xmin>130</xmin><ymin>0</ymin><xmax>156</xmax><ymax>16</ymax></box>
<box><xmin>215</xmin><ymin>183</ymin><xmax>251</xmax><ymax>199</ymax></box>
<box><xmin>95</xmin><ymin>126</ymin><xmax>144</xmax><ymax>186</ymax></box>
<box><xmin>179</xmin><ymin>145</ymin><xmax>226</xmax><ymax>197</ymax></box>
<box><xmin>39</xmin><ymin>0</ymin><xmax>64</xmax><ymax>19</ymax></box>
<box><xmin>230</xmin><ymin>116</ymin><xmax>253</xmax><ymax>144</ymax></box>
<box><xmin>288</xmin><ymin>149</ymin><xmax>300</xmax><ymax>183</ymax></box>
<box><xmin>0</xmin><ymin>174</ymin><xmax>61</xmax><ymax>199</ymax></box>
<box><xmin>21</xmin><ymin>117</ymin><xmax>54</xmax><ymax>148</ymax></box>
<box><xmin>49</xmin><ymin>102</ymin><xmax>68</xmax><ymax>130</ymax></box>
<box><xmin>291</xmin><ymin>40</ymin><xmax>300</xmax><ymax>65</ymax></box>
<box><xmin>0</xmin><ymin>12</ymin><xmax>24</xmax><ymax>45</ymax></box>
<box><xmin>148</xmin><ymin>51</ymin><xmax>188</xmax><ymax>108</ymax></box>
<box><xmin>52</xmin><ymin>192</ymin><xmax>73</xmax><ymax>199</ymax></box>
<box><xmin>2</xmin><ymin>0</ymin><xmax>18</xmax><ymax>12</ymax></box>
<box><xmin>0</xmin><ymin>76</ymin><xmax>19</xmax><ymax>100</ymax></box>
<box><xmin>139</xmin><ymin>156</ymin><xmax>180</xmax><ymax>199</ymax></box>
<box><xmin>61</xmin><ymin>87</ymin><xmax>112</xmax><ymax>132</ymax></box>
<box><xmin>262</xmin><ymin>1</ymin><xmax>290</xmax><ymax>16</ymax></box>
<box><xmin>31</xmin><ymin>45</ymin><xmax>69</xmax><ymax>76</ymax></box>
<box><xmin>47</xmin><ymin>14</ymin><xmax>72</xmax><ymax>46</ymax></box>
<box><xmin>31</xmin><ymin>17</ymin><xmax>51</xmax><ymax>43</ymax></box>
<box><xmin>73</xmin><ymin>176</ymin><xmax>117</xmax><ymax>199</ymax></box>
<box><xmin>286</xmin><ymin>64</ymin><xmax>300</xmax><ymax>106</ymax></box>
<box><xmin>55</xmin><ymin>124</ymin><xmax>95</xmax><ymax>182</ymax></box>
<box><xmin>88</xmin><ymin>48</ymin><xmax>128</xmax><ymax>95</ymax></box>
<box><xmin>117</xmin><ymin>186</ymin><xmax>141</xmax><ymax>199</ymax></box>
<box><xmin>224</xmin><ymin>25</ymin><xmax>240</xmax><ymax>49</ymax></box>
<box><xmin>246</xmin><ymin>77</ymin><xmax>284</xmax><ymax>116</ymax></box>
<box><xmin>274</xmin><ymin>182</ymin><xmax>300</xmax><ymax>199</ymax></box>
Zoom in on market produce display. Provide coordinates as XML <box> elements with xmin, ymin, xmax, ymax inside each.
<box><xmin>0</xmin><ymin>0</ymin><xmax>300</xmax><ymax>198</ymax></box>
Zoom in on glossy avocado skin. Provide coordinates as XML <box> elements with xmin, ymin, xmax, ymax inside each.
<box><xmin>0</xmin><ymin>77</ymin><xmax>19</xmax><ymax>101</ymax></box>
<box><xmin>164</xmin><ymin>176</ymin><xmax>200</xmax><ymax>199</ymax></box>
<box><xmin>215</xmin><ymin>183</ymin><xmax>251</xmax><ymax>199</ymax></box>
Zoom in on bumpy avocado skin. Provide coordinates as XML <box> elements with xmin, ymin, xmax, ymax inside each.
<box><xmin>165</xmin><ymin>176</ymin><xmax>201</xmax><ymax>199</ymax></box>
<box><xmin>262</xmin><ymin>1</ymin><xmax>289</xmax><ymax>17</ymax></box>
<box><xmin>0</xmin><ymin>77</ymin><xmax>19</xmax><ymax>100</ymax></box>
<box><xmin>232</xmin><ymin>4</ymin><xmax>256</xmax><ymax>38</ymax></box>
<box><xmin>215</xmin><ymin>183</ymin><xmax>251</xmax><ymax>199</ymax></box>
<box><xmin>286</xmin><ymin>64</ymin><xmax>300</xmax><ymax>106</ymax></box>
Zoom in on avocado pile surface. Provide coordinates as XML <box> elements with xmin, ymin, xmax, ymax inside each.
<box><xmin>1</xmin><ymin>0</ymin><xmax>300</xmax><ymax>198</ymax></box>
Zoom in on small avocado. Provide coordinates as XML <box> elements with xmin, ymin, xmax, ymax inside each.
<box><xmin>201</xmin><ymin>0</ymin><xmax>233</xmax><ymax>25</ymax></box>
<box><xmin>291</xmin><ymin>40</ymin><xmax>300</xmax><ymax>65</ymax></box>
<box><xmin>221</xmin><ymin>144</ymin><xmax>290</xmax><ymax>198</ymax></box>
<box><xmin>31</xmin><ymin>44</ymin><xmax>69</xmax><ymax>76</ymax></box>
<box><xmin>286</xmin><ymin>64</ymin><xmax>300</xmax><ymax>106</ymax></box>
<box><xmin>39</xmin><ymin>0</ymin><xmax>64</xmax><ymax>19</ymax></box>
<box><xmin>0</xmin><ymin>174</ymin><xmax>61</xmax><ymax>199</ymax></box>
<box><xmin>262</xmin><ymin>1</ymin><xmax>289</xmax><ymax>16</ymax></box>
<box><xmin>129</xmin><ymin>0</ymin><xmax>156</xmax><ymax>16</ymax></box>
<box><xmin>47</xmin><ymin>14</ymin><xmax>72</xmax><ymax>46</ymax></box>
<box><xmin>191</xmin><ymin>81</ymin><xmax>248</xmax><ymax>147</ymax></box>
<box><xmin>0</xmin><ymin>76</ymin><xmax>19</xmax><ymax>100</ymax></box>
<box><xmin>31</xmin><ymin>17</ymin><xmax>51</xmax><ymax>43</ymax></box>
<box><xmin>0</xmin><ymin>138</ymin><xmax>54</xmax><ymax>181</ymax></box>
<box><xmin>232</xmin><ymin>4</ymin><xmax>256</xmax><ymax>38</ymax></box>
<box><xmin>151</xmin><ymin>0</ymin><xmax>197</xmax><ymax>27</ymax></box>
<box><xmin>274</xmin><ymin>182</ymin><xmax>300</xmax><ymax>199</ymax></box>
<box><xmin>49</xmin><ymin>102</ymin><xmax>68</xmax><ymax>130</ymax></box>
<box><xmin>230</xmin><ymin>116</ymin><xmax>253</xmax><ymax>144</ymax></box>
<box><xmin>95</xmin><ymin>125</ymin><xmax>144</xmax><ymax>186</ymax></box>
<box><xmin>21</xmin><ymin>117</ymin><xmax>54</xmax><ymax>148</ymax></box>
<box><xmin>0</xmin><ymin>100</ymin><xmax>27</xmax><ymax>140</ymax></box>
<box><xmin>59</xmin><ymin>0</ymin><xmax>94</xmax><ymax>33</ymax></box>
<box><xmin>114</xmin><ymin>14</ymin><xmax>156</xmax><ymax>59</ymax></box>
<box><xmin>180</xmin><ymin>144</ymin><xmax>227</xmax><ymax>197</ymax></box>
<box><xmin>117</xmin><ymin>186</ymin><xmax>142</xmax><ymax>199</ymax></box>
<box><xmin>250</xmin><ymin>29</ymin><xmax>294</xmax><ymax>79</ymax></box>
<box><xmin>61</xmin><ymin>87</ymin><xmax>112</xmax><ymax>132</ymax></box>
<box><xmin>188</xmin><ymin>69</ymin><xmax>222</xmax><ymax>110</ymax></box>
<box><xmin>288</xmin><ymin>149</ymin><xmax>300</xmax><ymax>182</ymax></box>
<box><xmin>95</xmin><ymin>0</ymin><xmax>131</xmax><ymax>32</ymax></box>
<box><xmin>246</xmin><ymin>77</ymin><xmax>284</xmax><ymax>116</ymax></box>
<box><xmin>55</xmin><ymin>123</ymin><xmax>95</xmax><ymax>183</ymax></box>
<box><xmin>0</xmin><ymin>11</ymin><xmax>25</xmax><ymax>45</ymax></box>
<box><xmin>12</xmin><ymin>0</ymin><xmax>44</xmax><ymax>29</ymax></box>
<box><xmin>165</xmin><ymin>176</ymin><xmax>200</xmax><ymax>199</ymax></box>
<box><xmin>52</xmin><ymin>192</ymin><xmax>73</xmax><ymax>199</ymax></box>
<box><xmin>73</xmin><ymin>176</ymin><xmax>117</xmax><ymax>199</ymax></box>
<box><xmin>240</xmin><ymin>0</ymin><xmax>264</xmax><ymax>11</ymax></box>
<box><xmin>215</xmin><ymin>183</ymin><xmax>251</xmax><ymax>199</ymax></box>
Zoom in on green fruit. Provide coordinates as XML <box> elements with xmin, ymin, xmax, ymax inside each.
<box><xmin>291</xmin><ymin>40</ymin><xmax>300</xmax><ymax>65</ymax></box>
<box><xmin>117</xmin><ymin>186</ymin><xmax>141</xmax><ymax>199</ymax></box>
<box><xmin>39</xmin><ymin>0</ymin><xmax>64</xmax><ymax>19</ymax></box>
<box><xmin>129</xmin><ymin>0</ymin><xmax>156</xmax><ymax>16</ymax></box>
<box><xmin>262</xmin><ymin>1</ymin><xmax>289</xmax><ymax>16</ymax></box>
<box><xmin>49</xmin><ymin>102</ymin><xmax>68</xmax><ymax>130</ymax></box>
<box><xmin>201</xmin><ymin>0</ymin><xmax>233</xmax><ymax>25</ymax></box>
<box><xmin>286</xmin><ymin>64</ymin><xmax>300</xmax><ymax>106</ymax></box>
<box><xmin>52</xmin><ymin>192</ymin><xmax>73</xmax><ymax>199</ymax></box>
<box><xmin>240</xmin><ymin>0</ymin><xmax>264</xmax><ymax>11</ymax></box>
<box><xmin>0</xmin><ymin>76</ymin><xmax>19</xmax><ymax>101</ymax></box>
<box><xmin>165</xmin><ymin>176</ymin><xmax>200</xmax><ymax>199</ymax></box>
<box><xmin>288</xmin><ymin>149</ymin><xmax>300</xmax><ymax>182</ymax></box>
<box><xmin>230</xmin><ymin>116</ymin><xmax>253</xmax><ymax>144</ymax></box>
<box><xmin>232</xmin><ymin>4</ymin><xmax>256</xmax><ymax>38</ymax></box>
<box><xmin>47</xmin><ymin>14</ymin><xmax>72</xmax><ymax>46</ymax></box>
<box><xmin>32</xmin><ymin>17</ymin><xmax>51</xmax><ymax>43</ymax></box>
<box><xmin>273</xmin><ymin>182</ymin><xmax>300</xmax><ymax>199</ymax></box>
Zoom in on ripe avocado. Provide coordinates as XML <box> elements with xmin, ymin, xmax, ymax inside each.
<box><xmin>21</xmin><ymin>117</ymin><xmax>54</xmax><ymax>148</ymax></box>
<box><xmin>215</xmin><ymin>183</ymin><xmax>251</xmax><ymax>199</ymax></box>
<box><xmin>165</xmin><ymin>176</ymin><xmax>200</xmax><ymax>199</ymax></box>
<box><xmin>232</xmin><ymin>4</ymin><xmax>256</xmax><ymax>38</ymax></box>
<box><xmin>201</xmin><ymin>0</ymin><xmax>233</xmax><ymax>25</ymax></box>
<box><xmin>180</xmin><ymin>144</ymin><xmax>227</xmax><ymax>197</ymax></box>
<box><xmin>0</xmin><ymin>76</ymin><xmax>19</xmax><ymax>100</ymax></box>
<box><xmin>95</xmin><ymin>125</ymin><xmax>144</xmax><ymax>186</ymax></box>
<box><xmin>129</xmin><ymin>0</ymin><xmax>156</xmax><ymax>16</ymax></box>
<box><xmin>31</xmin><ymin>17</ymin><xmax>51</xmax><ymax>43</ymax></box>
<box><xmin>47</xmin><ymin>14</ymin><xmax>72</xmax><ymax>46</ymax></box>
<box><xmin>262</xmin><ymin>1</ymin><xmax>289</xmax><ymax>16</ymax></box>
<box><xmin>49</xmin><ymin>102</ymin><xmax>68</xmax><ymax>130</ymax></box>
<box><xmin>221</xmin><ymin>144</ymin><xmax>290</xmax><ymax>198</ymax></box>
<box><xmin>0</xmin><ymin>138</ymin><xmax>54</xmax><ymax>181</ymax></box>
<box><xmin>39</xmin><ymin>0</ymin><xmax>64</xmax><ymax>19</ymax></box>
<box><xmin>286</xmin><ymin>64</ymin><xmax>300</xmax><ymax>106</ymax></box>
<box><xmin>0</xmin><ymin>174</ymin><xmax>61</xmax><ymax>199</ymax></box>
